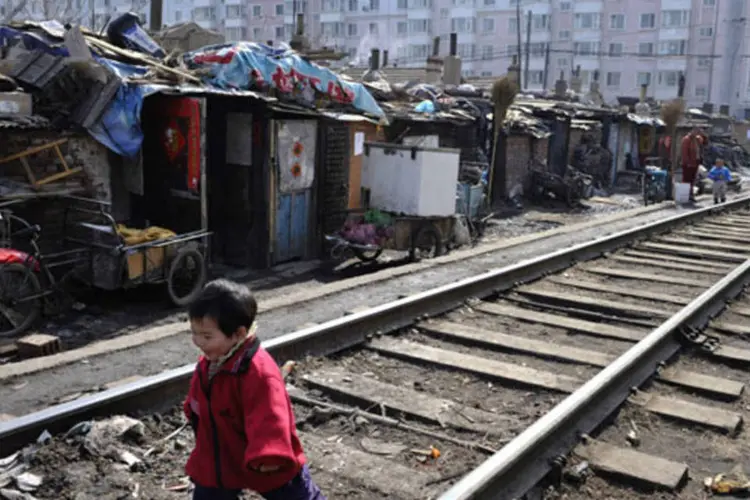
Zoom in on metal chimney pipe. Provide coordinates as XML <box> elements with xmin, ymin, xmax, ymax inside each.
<box><xmin>370</xmin><ymin>48</ymin><xmax>380</xmax><ymax>70</ymax></box>
<box><xmin>432</xmin><ymin>37</ymin><xmax>440</xmax><ymax>56</ymax></box>
<box><xmin>382</xmin><ymin>50</ymin><xmax>388</xmax><ymax>67</ymax></box>
<box><xmin>449</xmin><ymin>32</ymin><xmax>457</xmax><ymax>56</ymax></box>
<box><xmin>677</xmin><ymin>72</ymin><xmax>685</xmax><ymax>98</ymax></box>
<box><xmin>639</xmin><ymin>84</ymin><xmax>647</xmax><ymax>102</ymax></box>
<box><xmin>296</xmin><ymin>13</ymin><xmax>304</xmax><ymax>35</ymax></box>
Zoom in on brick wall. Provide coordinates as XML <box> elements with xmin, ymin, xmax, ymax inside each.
<box><xmin>504</xmin><ymin>133</ymin><xmax>532</xmax><ymax>197</ymax></box>
<box><xmin>1</xmin><ymin>130</ymin><xmax>113</xmax><ymax>252</ymax></box>
<box><xmin>318</xmin><ymin>120</ymin><xmax>350</xmax><ymax>238</ymax></box>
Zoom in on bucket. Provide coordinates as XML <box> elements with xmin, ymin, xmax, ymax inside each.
<box><xmin>674</xmin><ymin>182</ymin><xmax>691</xmax><ymax>204</ymax></box>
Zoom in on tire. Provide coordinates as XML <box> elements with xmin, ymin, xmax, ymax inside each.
<box><xmin>352</xmin><ymin>247</ymin><xmax>383</xmax><ymax>263</ymax></box>
<box><xmin>409</xmin><ymin>224</ymin><xmax>443</xmax><ymax>262</ymax></box>
<box><xmin>166</xmin><ymin>248</ymin><xmax>207</xmax><ymax>307</ymax></box>
<box><xmin>0</xmin><ymin>263</ymin><xmax>42</xmax><ymax>337</ymax></box>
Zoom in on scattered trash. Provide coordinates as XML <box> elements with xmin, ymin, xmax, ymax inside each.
<box><xmin>704</xmin><ymin>466</ymin><xmax>750</xmax><ymax>495</ymax></box>
<box><xmin>13</xmin><ymin>473</ymin><xmax>41</xmax><ymax>493</ymax></box>
<box><xmin>625</xmin><ymin>419</ymin><xmax>640</xmax><ymax>447</ymax></box>
<box><xmin>410</xmin><ymin>446</ymin><xmax>441</xmax><ymax>460</ymax></box>
<box><xmin>83</xmin><ymin>415</ymin><xmax>145</xmax><ymax>456</ymax></box>
<box><xmin>115</xmin><ymin>450</ymin><xmax>144</xmax><ymax>472</ymax></box>
<box><xmin>34</xmin><ymin>431</ymin><xmax>51</xmax><ymax>446</ymax></box>
<box><xmin>564</xmin><ymin>460</ymin><xmax>590</xmax><ymax>484</ymax></box>
<box><xmin>359</xmin><ymin>437</ymin><xmax>407</xmax><ymax>456</ymax></box>
<box><xmin>0</xmin><ymin>488</ymin><xmax>39</xmax><ymax>500</ymax></box>
<box><xmin>281</xmin><ymin>360</ymin><xmax>297</xmax><ymax>380</ymax></box>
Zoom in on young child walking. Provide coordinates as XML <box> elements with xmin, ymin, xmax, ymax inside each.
<box><xmin>183</xmin><ymin>279</ymin><xmax>325</xmax><ymax>500</ymax></box>
<box><xmin>708</xmin><ymin>158</ymin><xmax>731</xmax><ymax>204</ymax></box>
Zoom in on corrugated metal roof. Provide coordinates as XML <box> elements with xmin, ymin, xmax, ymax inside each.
<box><xmin>0</xmin><ymin>115</ymin><xmax>52</xmax><ymax>130</ymax></box>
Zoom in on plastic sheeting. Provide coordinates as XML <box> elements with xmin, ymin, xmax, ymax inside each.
<box><xmin>183</xmin><ymin>42</ymin><xmax>384</xmax><ymax>118</ymax></box>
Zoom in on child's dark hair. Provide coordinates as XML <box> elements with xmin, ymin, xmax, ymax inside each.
<box><xmin>188</xmin><ymin>279</ymin><xmax>258</xmax><ymax>336</ymax></box>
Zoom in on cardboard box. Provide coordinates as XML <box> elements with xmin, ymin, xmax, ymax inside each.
<box><xmin>126</xmin><ymin>247</ymin><xmax>166</xmax><ymax>280</ymax></box>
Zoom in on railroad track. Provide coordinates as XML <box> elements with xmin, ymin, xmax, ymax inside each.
<box><xmin>3</xmin><ymin>198</ymin><xmax>750</xmax><ymax>499</ymax></box>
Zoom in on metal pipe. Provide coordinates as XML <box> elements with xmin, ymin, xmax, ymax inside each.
<box><xmin>449</xmin><ymin>32</ymin><xmax>457</xmax><ymax>56</ymax></box>
<box><xmin>432</xmin><ymin>36</ymin><xmax>440</xmax><ymax>57</ymax></box>
<box><xmin>439</xmin><ymin>242</ymin><xmax>750</xmax><ymax>500</ymax></box>
<box><xmin>370</xmin><ymin>48</ymin><xmax>380</xmax><ymax>70</ymax></box>
<box><xmin>3</xmin><ymin>197</ymin><xmax>750</xmax><ymax>454</ymax></box>
<box><xmin>382</xmin><ymin>50</ymin><xmax>389</xmax><ymax>67</ymax></box>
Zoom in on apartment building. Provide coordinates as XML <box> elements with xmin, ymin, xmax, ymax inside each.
<box><xmin>1</xmin><ymin>0</ymin><xmax>152</xmax><ymax>31</ymax></box>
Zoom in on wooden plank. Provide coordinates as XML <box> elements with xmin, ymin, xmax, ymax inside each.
<box><xmin>303</xmin><ymin>370</ymin><xmax>506</xmax><ymax>433</ymax></box>
<box><xmin>638</xmin><ymin>242</ymin><xmax>747</xmax><ymax>263</ymax></box>
<box><xmin>606</xmin><ymin>254</ymin><xmax>727</xmax><ymax>275</ymax></box>
<box><xmin>711</xmin><ymin>321</ymin><xmax>747</xmax><ymax>335</ymax></box>
<box><xmin>585</xmin><ymin>267</ymin><xmax>711</xmax><ymax>288</ymax></box>
<box><xmin>675</xmin><ymin>229</ymin><xmax>750</xmax><ymax>245</ymax></box>
<box><xmin>712</xmin><ymin>345</ymin><xmax>750</xmax><ymax>364</ymax></box>
<box><xmin>515</xmin><ymin>288</ymin><xmax>673</xmax><ymax>319</ymax></box>
<box><xmin>633</xmin><ymin>393</ymin><xmax>743</xmax><ymax>434</ymax></box>
<box><xmin>546</xmin><ymin>276</ymin><xmax>691</xmax><ymax>306</ymax></box>
<box><xmin>474</xmin><ymin>301</ymin><xmax>645</xmax><ymax>342</ymax></box>
<box><xmin>368</xmin><ymin>337</ymin><xmax>581</xmax><ymax>393</ymax></box>
<box><xmin>658</xmin><ymin>367</ymin><xmax>744</xmax><ymax>399</ymax></box>
<box><xmin>574</xmin><ymin>439</ymin><xmax>688</xmax><ymax>491</ymax></box>
<box><xmin>300</xmin><ymin>431</ymin><xmax>441</xmax><ymax>498</ymax></box>
<box><xmin>702</xmin><ymin>219</ymin><xmax>750</xmax><ymax>230</ymax></box>
<box><xmin>729</xmin><ymin>306</ymin><xmax>750</xmax><ymax>318</ymax></box>
<box><xmin>621</xmin><ymin>249</ymin><xmax>733</xmax><ymax>269</ymax></box>
<box><xmin>419</xmin><ymin>320</ymin><xmax>615</xmax><ymax>368</ymax></box>
<box><xmin>657</xmin><ymin>236</ymin><xmax>750</xmax><ymax>253</ymax></box>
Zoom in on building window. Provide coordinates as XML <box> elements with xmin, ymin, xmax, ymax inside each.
<box><xmin>481</xmin><ymin>71</ymin><xmax>492</xmax><ymax>77</ymax></box>
<box><xmin>699</xmin><ymin>27</ymin><xmax>713</xmax><ymax>36</ymax></box>
<box><xmin>606</xmin><ymin>72</ymin><xmax>621</xmax><ymax>87</ymax></box>
<box><xmin>452</xmin><ymin>17</ymin><xmax>476</xmax><ymax>33</ymax></box>
<box><xmin>397</xmin><ymin>0</ymin><xmax>407</xmax><ymax>7</ymax></box>
<box><xmin>558</xmin><ymin>30</ymin><xmax>571</xmax><ymax>39</ymax></box>
<box><xmin>638</xmin><ymin>42</ymin><xmax>654</xmax><ymax>56</ymax></box>
<box><xmin>533</xmin><ymin>14</ymin><xmax>550</xmax><ymax>31</ymax></box>
<box><xmin>482</xmin><ymin>18</ymin><xmax>494</xmax><ymax>34</ymax></box>
<box><xmin>637</xmin><ymin>72</ymin><xmax>651</xmax><ymax>86</ymax></box>
<box><xmin>573</xmin><ymin>41</ymin><xmax>600</xmax><ymax>56</ymax></box>
<box><xmin>440</xmin><ymin>8</ymin><xmax>449</xmax><ymax>18</ymax></box>
<box><xmin>697</xmin><ymin>57</ymin><xmax>712</xmax><ymax>68</ymax></box>
<box><xmin>252</xmin><ymin>5</ymin><xmax>262</xmax><ymax>16</ymax></box>
<box><xmin>703</xmin><ymin>0</ymin><xmax>715</xmax><ymax>4</ymax></box>
<box><xmin>369</xmin><ymin>22</ymin><xmax>378</xmax><ymax>34</ymax></box>
<box><xmin>253</xmin><ymin>27</ymin><xmax>262</xmax><ymax>39</ymax></box>
<box><xmin>408</xmin><ymin>19</ymin><xmax>431</xmax><ymax>33</ymax></box>
<box><xmin>484</xmin><ymin>0</ymin><xmax>495</xmax><ymax>5</ymax></box>
<box><xmin>574</xmin><ymin>13</ymin><xmax>600</xmax><ymax>30</ymax></box>
<box><xmin>530</xmin><ymin>42</ymin><xmax>548</xmax><ymax>57</ymax></box>
<box><xmin>275</xmin><ymin>26</ymin><xmax>284</xmax><ymax>37</ymax></box>
<box><xmin>457</xmin><ymin>43</ymin><xmax>476</xmax><ymax>58</ymax></box>
<box><xmin>529</xmin><ymin>71</ymin><xmax>544</xmax><ymax>85</ymax></box>
<box><xmin>658</xmin><ymin>40</ymin><xmax>687</xmax><ymax>56</ymax></box>
<box><xmin>396</xmin><ymin>21</ymin><xmax>407</xmax><ymax>36</ymax></box>
<box><xmin>321</xmin><ymin>22</ymin><xmax>344</xmax><ymax>36</ymax></box>
<box><xmin>226</xmin><ymin>5</ymin><xmax>242</xmax><ymax>18</ymax></box>
<box><xmin>408</xmin><ymin>44</ymin><xmax>430</xmax><ymax>58</ymax></box>
<box><xmin>557</xmin><ymin>57</ymin><xmax>568</xmax><ymax>67</ymax></box>
<box><xmin>608</xmin><ymin>43</ymin><xmax>623</xmax><ymax>57</ymax></box>
<box><xmin>507</xmin><ymin>45</ymin><xmax>518</xmax><ymax>56</ymax></box>
<box><xmin>482</xmin><ymin>45</ymin><xmax>493</xmax><ymax>60</ymax></box>
<box><xmin>640</xmin><ymin>13</ymin><xmax>655</xmax><ymax>29</ymax></box>
<box><xmin>347</xmin><ymin>23</ymin><xmax>357</xmax><ymax>36</ymax></box>
<box><xmin>370</xmin><ymin>0</ymin><xmax>380</xmax><ymax>11</ymax></box>
<box><xmin>658</xmin><ymin>71</ymin><xmax>680</xmax><ymax>87</ymax></box>
<box><xmin>661</xmin><ymin>10</ymin><xmax>689</xmax><ymax>28</ymax></box>
<box><xmin>276</xmin><ymin>3</ymin><xmax>284</xmax><ymax>15</ymax></box>
<box><xmin>609</xmin><ymin>14</ymin><xmax>624</xmax><ymax>30</ymax></box>
<box><xmin>408</xmin><ymin>0</ymin><xmax>431</xmax><ymax>8</ymax></box>
<box><xmin>559</xmin><ymin>2</ymin><xmax>571</xmax><ymax>11</ymax></box>
<box><xmin>175</xmin><ymin>10</ymin><xmax>182</xmax><ymax>21</ymax></box>
<box><xmin>695</xmin><ymin>86</ymin><xmax>707</xmax><ymax>97</ymax></box>
<box><xmin>225</xmin><ymin>27</ymin><xmax>247</xmax><ymax>41</ymax></box>
<box><xmin>509</xmin><ymin>18</ymin><xmax>518</xmax><ymax>34</ymax></box>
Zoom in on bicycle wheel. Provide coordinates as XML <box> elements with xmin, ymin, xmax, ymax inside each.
<box><xmin>0</xmin><ymin>263</ymin><xmax>42</xmax><ymax>337</ymax></box>
<box><xmin>166</xmin><ymin>248</ymin><xmax>207</xmax><ymax>307</ymax></box>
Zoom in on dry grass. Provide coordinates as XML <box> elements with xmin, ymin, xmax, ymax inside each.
<box><xmin>660</xmin><ymin>99</ymin><xmax>684</xmax><ymax>134</ymax></box>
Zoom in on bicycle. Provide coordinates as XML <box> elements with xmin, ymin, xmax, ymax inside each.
<box><xmin>0</xmin><ymin>216</ymin><xmax>88</xmax><ymax>337</ymax></box>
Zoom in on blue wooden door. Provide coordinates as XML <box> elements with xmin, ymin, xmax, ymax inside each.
<box><xmin>274</xmin><ymin>120</ymin><xmax>317</xmax><ymax>263</ymax></box>
<box><xmin>275</xmin><ymin>190</ymin><xmax>311</xmax><ymax>262</ymax></box>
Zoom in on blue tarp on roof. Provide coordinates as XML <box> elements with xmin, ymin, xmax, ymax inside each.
<box><xmin>0</xmin><ymin>26</ymin><xmax>383</xmax><ymax>157</ymax></box>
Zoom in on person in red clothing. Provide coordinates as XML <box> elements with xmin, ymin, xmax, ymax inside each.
<box><xmin>183</xmin><ymin>279</ymin><xmax>326</xmax><ymax>500</ymax></box>
<box><xmin>680</xmin><ymin>127</ymin><xmax>706</xmax><ymax>202</ymax></box>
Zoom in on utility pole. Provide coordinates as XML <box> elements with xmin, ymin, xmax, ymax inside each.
<box><xmin>149</xmin><ymin>0</ymin><xmax>162</xmax><ymax>31</ymax></box>
<box><xmin>524</xmin><ymin>9</ymin><xmax>531</xmax><ymax>89</ymax></box>
<box><xmin>706</xmin><ymin>0</ymin><xmax>720</xmax><ymax>103</ymax></box>
<box><xmin>542</xmin><ymin>42</ymin><xmax>550</xmax><ymax>90</ymax></box>
<box><xmin>515</xmin><ymin>0</ymin><xmax>522</xmax><ymax>87</ymax></box>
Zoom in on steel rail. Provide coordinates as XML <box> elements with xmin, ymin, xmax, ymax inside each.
<box><xmin>439</xmin><ymin>232</ymin><xmax>750</xmax><ymax>500</ymax></box>
<box><xmin>1</xmin><ymin>197</ymin><xmax>749</xmax><ymax>456</ymax></box>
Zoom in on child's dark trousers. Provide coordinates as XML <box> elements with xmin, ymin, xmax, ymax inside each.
<box><xmin>192</xmin><ymin>465</ymin><xmax>326</xmax><ymax>500</ymax></box>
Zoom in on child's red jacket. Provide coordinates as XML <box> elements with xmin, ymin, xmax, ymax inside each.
<box><xmin>183</xmin><ymin>337</ymin><xmax>306</xmax><ymax>492</ymax></box>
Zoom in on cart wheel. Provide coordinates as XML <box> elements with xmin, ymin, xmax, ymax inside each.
<box><xmin>0</xmin><ymin>263</ymin><xmax>42</xmax><ymax>337</ymax></box>
<box><xmin>409</xmin><ymin>224</ymin><xmax>443</xmax><ymax>262</ymax></box>
<box><xmin>352</xmin><ymin>247</ymin><xmax>383</xmax><ymax>263</ymax></box>
<box><xmin>166</xmin><ymin>249</ymin><xmax>207</xmax><ymax>307</ymax></box>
